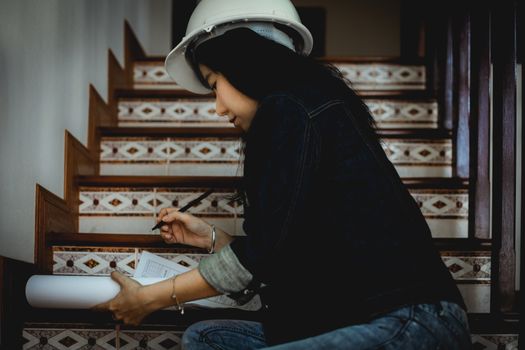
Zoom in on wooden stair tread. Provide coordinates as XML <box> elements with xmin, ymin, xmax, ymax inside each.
<box><xmin>99</xmin><ymin>126</ymin><xmax>242</xmax><ymax>137</ymax></box>
<box><xmin>24</xmin><ymin>307</ymin><xmax>262</xmax><ymax>325</ymax></box>
<box><xmin>77</xmin><ymin>175</ymin><xmax>242</xmax><ymax>187</ymax></box>
<box><xmin>136</xmin><ymin>55</ymin><xmax>426</xmax><ymax>65</ymax></box>
<box><xmin>77</xmin><ymin>175</ymin><xmax>468</xmax><ymax>188</ymax></box>
<box><xmin>46</xmin><ymin>233</ymin><xmax>488</xmax><ymax>251</ymax></box>
<box><xmin>99</xmin><ymin>126</ymin><xmax>451</xmax><ymax>139</ymax></box>
<box><xmin>115</xmin><ymin>88</ymin><xmax>432</xmax><ymax>99</ymax></box>
<box><xmin>116</xmin><ymin>91</ymin><xmax>436</xmax><ymax>101</ymax></box>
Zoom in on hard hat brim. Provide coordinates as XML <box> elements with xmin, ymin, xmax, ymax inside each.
<box><xmin>164</xmin><ymin>16</ymin><xmax>313</xmax><ymax>94</ymax></box>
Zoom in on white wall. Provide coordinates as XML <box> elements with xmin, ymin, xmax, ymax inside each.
<box><xmin>292</xmin><ymin>0</ymin><xmax>400</xmax><ymax>57</ymax></box>
<box><xmin>0</xmin><ymin>0</ymin><xmax>172</xmax><ymax>263</ymax></box>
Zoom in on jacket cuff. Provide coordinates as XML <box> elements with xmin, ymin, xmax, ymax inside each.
<box><xmin>198</xmin><ymin>244</ymin><xmax>253</xmax><ymax>294</ymax></box>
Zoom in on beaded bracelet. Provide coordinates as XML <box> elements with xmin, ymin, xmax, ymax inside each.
<box><xmin>208</xmin><ymin>225</ymin><xmax>216</xmax><ymax>254</ymax></box>
<box><xmin>171</xmin><ymin>275</ymin><xmax>184</xmax><ymax>315</ymax></box>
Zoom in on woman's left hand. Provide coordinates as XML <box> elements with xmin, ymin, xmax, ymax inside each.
<box><xmin>92</xmin><ymin>271</ymin><xmax>153</xmax><ymax>326</ymax></box>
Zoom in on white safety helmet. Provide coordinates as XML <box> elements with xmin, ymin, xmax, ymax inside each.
<box><xmin>164</xmin><ymin>0</ymin><xmax>314</xmax><ymax>94</ymax></box>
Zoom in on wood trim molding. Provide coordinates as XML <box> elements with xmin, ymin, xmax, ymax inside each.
<box><xmin>124</xmin><ymin>20</ymin><xmax>146</xmax><ymax>84</ymax></box>
<box><xmin>35</xmin><ymin>185</ymin><xmax>76</xmax><ymax>273</ymax></box>
<box><xmin>0</xmin><ymin>256</ymin><xmax>35</xmax><ymax>350</ymax></box>
<box><xmin>108</xmin><ymin>49</ymin><xmax>128</xmax><ymax>116</ymax></box>
<box><xmin>64</xmin><ymin>131</ymin><xmax>97</xmax><ymax>212</ymax></box>
<box><xmin>87</xmin><ymin>85</ymin><xmax>116</xmax><ymax>165</ymax></box>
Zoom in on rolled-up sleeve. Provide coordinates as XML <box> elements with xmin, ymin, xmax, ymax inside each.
<box><xmin>198</xmin><ymin>243</ymin><xmax>253</xmax><ymax>294</ymax></box>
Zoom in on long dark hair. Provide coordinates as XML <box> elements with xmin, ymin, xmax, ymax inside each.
<box><xmin>189</xmin><ymin>27</ymin><xmax>378</xmax><ymax>204</ymax></box>
<box><xmin>190</xmin><ymin>27</ymin><xmax>377</xmax><ymax>133</ymax></box>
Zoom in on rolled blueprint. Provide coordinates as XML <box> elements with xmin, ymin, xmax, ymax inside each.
<box><xmin>26</xmin><ymin>275</ymin><xmax>164</xmax><ymax>309</ymax></box>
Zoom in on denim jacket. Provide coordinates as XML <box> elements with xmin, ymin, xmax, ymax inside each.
<box><xmin>199</xmin><ymin>79</ymin><xmax>465</xmax><ymax>345</ymax></box>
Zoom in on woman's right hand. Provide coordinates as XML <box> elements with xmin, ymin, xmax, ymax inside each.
<box><xmin>157</xmin><ymin>208</ymin><xmax>212</xmax><ymax>249</ymax></box>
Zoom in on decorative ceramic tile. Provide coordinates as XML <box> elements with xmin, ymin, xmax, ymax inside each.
<box><xmin>78</xmin><ymin>186</ymin><xmax>466</xmax><ymax>236</ymax></box>
<box><xmin>117</xmin><ymin>98</ymin><xmax>438</xmax><ymax>129</ymax></box>
<box><xmin>133</xmin><ymin>61</ymin><xmax>426</xmax><ymax>91</ymax></box>
<box><xmin>119</xmin><ymin>330</ymin><xmax>184</xmax><ymax>350</ymax></box>
<box><xmin>441</xmin><ymin>252</ymin><xmax>491</xmax><ymax>313</ymax></box>
<box><xmin>410</xmin><ymin>189</ymin><xmax>469</xmax><ymax>219</ymax></box>
<box><xmin>100</xmin><ymin>138</ymin><xmax>242</xmax><ymax>163</ymax></box>
<box><xmin>118</xmin><ymin>99</ymin><xmax>233</xmax><ymax>128</ymax></box>
<box><xmin>382</xmin><ymin>139</ymin><xmax>452</xmax><ymax>177</ymax></box>
<box><xmin>470</xmin><ymin>334</ymin><xmax>519</xmax><ymax>350</ymax></box>
<box><xmin>365</xmin><ymin>99</ymin><xmax>438</xmax><ymax>128</ymax></box>
<box><xmin>100</xmin><ymin>136</ymin><xmax>449</xmax><ymax>177</ymax></box>
<box><xmin>23</xmin><ymin>327</ymin><xmax>116</xmax><ymax>350</ymax></box>
<box><xmin>441</xmin><ymin>254</ymin><xmax>491</xmax><ymax>281</ymax></box>
<box><xmin>382</xmin><ymin>139</ymin><xmax>452</xmax><ymax>166</ymax></box>
<box><xmin>408</xmin><ymin>189</ymin><xmax>469</xmax><ymax>238</ymax></box>
<box><xmin>134</xmin><ymin>63</ymin><xmax>181</xmax><ymax>90</ymax></box>
<box><xmin>334</xmin><ymin>63</ymin><xmax>426</xmax><ymax>90</ymax></box>
<box><xmin>53</xmin><ymin>250</ymin><xmax>137</xmax><ymax>276</ymax></box>
<box><xmin>79</xmin><ymin>189</ymin><xmax>243</xmax><ymax>217</ymax></box>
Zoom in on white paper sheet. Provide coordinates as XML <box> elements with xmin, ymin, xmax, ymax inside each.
<box><xmin>134</xmin><ymin>251</ymin><xmax>261</xmax><ymax>310</ymax></box>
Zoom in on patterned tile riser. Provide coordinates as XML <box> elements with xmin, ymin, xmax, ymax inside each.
<box><xmin>79</xmin><ymin>189</ymin><xmax>242</xmax><ymax>217</ymax></box>
<box><xmin>99</xmin><ymin>137</ymin><xmax>452</xmax><ymax>167</ymax></box>
<box><xmin>53</xmin><ymin>248</ymin><xmax>490</xmax><ymax>282</ymax></box>
<box><xmin>470</xmin><ymin>334</ymin><xmax>519</xmax><ymax>350</ymax></box>
<box><xmin>51</xmin><ymin>248</ymin><xmax>491</xmax><ymax>312</ymax></box>
<box><xmin>21</xmin><ymin>327</ymin><xmax>520</xmax><ymax>350</ymax></box>
<box><xmin>78</xmin><ymin>188</ymin><xmax>467</xmax><ymax>238</ymax></box>
<box><xmin>117</xmin><ymin>99</ymin><xmax>438</xmax><ymax>129</ymax></box>
<box><xmin>133</xmin><ymin>62</ymin><xmax>426</xmax><ymax>91</ymax></box>
<box><xmin>22</xmin><ymin>327</ymin><xmax>184</xmax><ymax>350</ymax></box>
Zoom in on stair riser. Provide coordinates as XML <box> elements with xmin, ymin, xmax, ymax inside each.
<box><xmin>79</xmin><ymin>188</ymin><xmax>467</xmax><ymax>238</ymax></box>
<box><xmin>100</xmin><ymin>138</ymin><xmax>452</xmax><ymax>178</ymax></box>
<box><xmin>133</xmin><ymin>62</ymin><xmax>426</xmax><ymax>91</ymax></box>
<box><xmin>118</xmin><ymin>99</ymin><xmax>438</xmax><ymax>129</ymax></box>
<box><xmin>21</xmin><ymin>326</ymin><xmax>520</xmax><ymax>350</ymax></box>
<box><xmin>23</xmin><ymin>327</ymin><xmax>184</xmax><ymax>349</ymax></box>
<box><xmin>51</xmin><ymin>247</ymin><xmax>490</xmax><ymax>313</ymax></box>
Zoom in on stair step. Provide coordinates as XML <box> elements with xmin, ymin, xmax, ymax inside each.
<box><xmin>132</xmin><ymin>61</ymin><xmax>427</xmax><ymax>92</ymax></box>
<box><xmin>100</xmin><ymin>127</ymin><xmax>450</xmax><ymax>138</ymax></box>
<box><xmin>22</xmin><ymin>320</ymin><xmax>520</xmax><ymax>350</ymax></box>
<box><xmin>116</xmin><ymin>96</ymin><xmax>438</xmax><ymax>129</ymax></box>
<box><xmin>98</xmin><ymin>131</ymin><xmax>452</xmax><ymax>178</ymax></box>
<box><xmin>45</xmin><ymin>241</ymin><xmax>490</xmax><ymax>314</ymax></box>
<box><xmin>77</xmin><ymin>177</ymin><xmax>468</xmax><ymax>238</ymax></box>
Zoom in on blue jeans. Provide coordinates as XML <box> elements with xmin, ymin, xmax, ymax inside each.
<box><xmin>181</xmin><ymin>301</ymin><xmax>471</xmax><ymax>350</ymax></box>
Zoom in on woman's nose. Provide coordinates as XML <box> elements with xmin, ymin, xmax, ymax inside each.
<box><xmin>215</xmin><ymin>98</ymin><xmax>227</xmax><ymax>117</ymax></box>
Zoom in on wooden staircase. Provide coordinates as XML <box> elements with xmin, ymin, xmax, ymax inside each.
<box><xmin>10</xmin><ymin>14</ymin><xmax>520</xmax><ymax>349</ymax></box>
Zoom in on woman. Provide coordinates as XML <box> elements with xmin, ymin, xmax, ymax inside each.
<box><xmin>96</xmin><ymin>1</ymin><xmax>471</xmax><ymax>349</ymax></box>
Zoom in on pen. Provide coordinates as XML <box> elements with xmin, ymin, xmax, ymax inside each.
<box><xmin>151</xmin><ymin>188</ymin><xmax>214</xmax><ymax>231</ymax></box>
